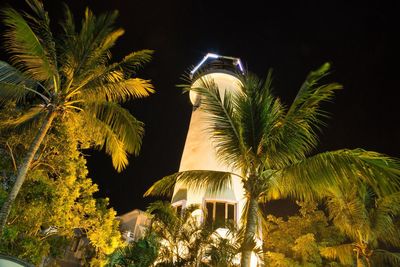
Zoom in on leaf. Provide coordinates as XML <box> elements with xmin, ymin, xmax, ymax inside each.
<box><xmin>320</xmin><ymin>243</ymin><xmax>354</xmax><ymax>265</ymax></box>
<box><xmin>189</xmin><ymin>77</ymin><xmax>245</xmax><ymax>170</ymax></box>
<box><xmin>2</xmin><ymin>6</ymin><xmax>56</xmax><ymax>81</ymax></box>
<box><xmin>275</xmin><ymin>149</ymin><xmax>400</xmax><ymax>201</ymax></box>
<box><xmin>0</xmin><ymin>61</ymin><xmax>36</xmax><ymax>103</ymax></box>
<box><xmin>0</xmin><ymin>105</ymin><xmax>45</xmax><ymax>128</ymax></box>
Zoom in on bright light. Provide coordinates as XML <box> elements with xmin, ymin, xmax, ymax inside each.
<box><xmin>190</xmin><ymin>52</ymin><xmax>244</xmax><ymax>77</ymax></box>
<box><xmin>190</xmin><ymin>53</ymin><xmax>220</xmax><ymax>75</ymax></box>
<box><xmin>236</xmin><ymin>59</ymin><xmax>244</xmax><ymax>72</ymax></box>
<box><xmin>207</xmin><ymin>53</ymin><xmax>220</xmax><ymax>58</ymax></box>
<box><xmin>251</xmin><ymin>252</ymin><xmax>258</xmax><ymax>267</ymax></box>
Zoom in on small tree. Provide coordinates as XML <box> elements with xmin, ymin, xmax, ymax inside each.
<box><xmin>0</xmin><ymin>114</ymin><xmax>123</xmax><ymax>265</ymax></box>
<box><xmin>263</xmin><ymin>201</ymin><xmax>344</xmax><ymax>266</ymax></box>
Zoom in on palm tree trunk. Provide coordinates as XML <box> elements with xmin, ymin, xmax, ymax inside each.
<box><xmin>0</xmin><ymin>109</ymin><xmax>56</xmax><ymax>234</ymax></box>
<box><xmin>241</xmin><ymin>196</ymin><xmax>258</xmax><ymax>267</ymax></box>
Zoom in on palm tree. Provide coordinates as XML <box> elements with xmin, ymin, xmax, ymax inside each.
<box><xmin>107</xmin><ymin>234</ymin><xmax>159</xmax><ymax>267</ymax></box>
<box><xmin>147</xmin><ymin>201</ymin><xmax>214</xmax><ymax>266</ymax></box>
<box><xmin>0</xmin><ymin>0</ymin><xmax>154</xmax><ymax>233</ymax></box>
<box><xmin>321</xmin><ymin>183</ymin><xmax>400</xmax><ymax>266</ymax></box>
<box><xmin>146</xmin><ymin>201</ymin><xmax>242</xmax><ymax>266</ymax></box>
<box><xmin>145</xmin><ymin>64</ymin><xmax>400</xmax><ymax>267</ymax></box>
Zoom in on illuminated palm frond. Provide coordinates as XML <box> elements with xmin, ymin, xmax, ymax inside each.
<box><xmin>320</xmin><ymin>243</ymin><xmax>354</xmax><ymax>266</ymax></box>
<box><xmin>372</xmin><ymin>192</ymin><xmax>400</xmax><ymax>247</ymax></box>
<box><xmin>84</xmin><ymin>101</ymin><xmax>143</xmax><ymax>155</ymax></box>
<box><xmin>144</xmin><ymin>174</ymin><xmax>178</xmax><ymax>198</ymax></box>
<box><xmin>236</xmin><ymin>71</ymin><xmax>286</xmax><ymax>169</ymax></box>
<box><xmin>276</xmin><ymin>149</ymin><xmax>400</xmax><ymax>200</ymax></box>
<box><xmin>372</xmin><ymin>249</ymin><xmax>400</xmax><ymax>267</ymax></box>
<box><xmin>0</xmin><ymin>61</ymin><xmax>40</xmax><ymax>103</ymax></box>
<box><xmin>82</xmin><ymin>102</ymin><xmax>144</xmax><ymax>172</ymax></box>
<box><xmin>189</xmin><ymin>78</ymin><xmax>245</xmax><ymax>170</ymax></box>
<box><xmin>58</xmin><ymin>7</ymin><xmax>119</xmax><ymax>83</ymax></box>
<box><xmin>81</xmin><ymin>76</ymin><xmax>154</xmax><ymax>103</ymax></box>
<box><xmin>0</xmin><ymin>105</ymin><xmax>45</xmax><ymax>128</ymax></box>
<box><xmin>2</xmin><ymin>3</ymin><xmax>56</xmax><ymax>81</ymax></box>
<box><xmin>144</xmin><ymin>170</ymin><xmax>234</xmax><ymax>198</ymax></box>
<box><xmin>270</xmin><ymin>63</ymin><xmax>342</xmax><ymax>168</ymax></box>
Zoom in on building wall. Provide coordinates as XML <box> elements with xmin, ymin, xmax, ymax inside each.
<box><xmin>172</xmin><ymin>72</ymin><xmax>246</xmax><ymax>227</ymax></box>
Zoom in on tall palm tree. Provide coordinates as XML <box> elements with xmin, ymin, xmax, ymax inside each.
<box><xmin>145</xmin><ymin>64</ymin><xmax>400</xmax><ymax>267</ymax></box>
<box><xmin>321</xmin><ymin>183</ymin><xmax>400</xmax><ymax>266</ymax></box>
<box><xmin>0</xmin><ymin>0</ymin><xmax>154</xmax><ymax>233</ymax></box>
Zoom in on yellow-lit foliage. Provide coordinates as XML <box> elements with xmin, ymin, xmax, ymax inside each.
<box><xmin>0</xmin><ymin>110</ymin><xmax>123</xmax><ymax>265</ymax></box>
<box><xmin>262</xmin><ymin>201</ymin><xmax>345</xmax><ymax>267</ymax></box>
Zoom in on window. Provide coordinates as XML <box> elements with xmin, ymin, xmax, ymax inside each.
<box><xmin>204</xmin><ymin>200</ymin><xmax>236</xmax><ymax>227</ymax></box>
<box><xmin>176</xmin><ymin>205</ymin><xmax>182</xmax><ymax>215</ymax></box>
<box><xmin>172</xmin><ymin>200</ymin><xmax>186</xmax><ymax>216</ymax></box>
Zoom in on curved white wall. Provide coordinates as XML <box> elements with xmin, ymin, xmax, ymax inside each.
<box><xmin>172</xmin><ymin>72</ymin><xmax>246</xmax><ymax>226</ymax></box>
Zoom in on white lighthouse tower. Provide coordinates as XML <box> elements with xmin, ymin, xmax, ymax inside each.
<box><xmin>171</xmin><ymin>53</ymin><xmax>246</xmax><ymax>228</ymax></box>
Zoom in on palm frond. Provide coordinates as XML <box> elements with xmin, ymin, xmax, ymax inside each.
<box><xmin>2</xmin><ymin>6</ymin><xmax>56</xmax><ymax>81</ymax></box>
<box><xmin>81</xmin><ymin>103</ymin><xmax>144</xmax><ymax>172</ymax></box>
<box><xmin>0</xmin><ymin>105</ymin><xmax>45</xmax><ymax>128</ymax></box>
<box><xmin>84</xmin><ymin>101</ymin><xmax>144</xmax><ymax>155</ymax></box>
<box><xmin>58</xmin><ymin>7</ymin><xmax>122</xmax><ymax>83</ymax></box>
<box><xmin>81</xmin><ymin>76</ymin><xmax>154</xmax><ymax>103</ymax></box>
<box><xmin>24</xmin><ymin>0</ymin><xmax>57</xmax><ymax>68</ymax></box>
<box><xmin>146</xmin><ymin>201</ymin><xmax>177</xmax><ymax>226</ymax></box>
<box><xmin>112</xmin><ymin>49</ymin><xmax>154</xmax><ymax>75</ymax></box>
<box><xmin>275</xmin><ymin>149</ymin><xmax>400</xmax><ymax>201</ymax></box>
<box><xmin>371</xmin><ymin>192</ymin><xmax>400</xmax><ymax>247</ymax></box>
<box><xmin>325</xmin><ymin>185</ymin><xmax>370</xmax><ymax>240</ymax></box>
<box><xmin>273</xmin><ymin>63</ymin><xmax>342</xmax><ymax>166</ymax></box>
<box><xmin>287</xmin><ymin>63</ymin><xmax>337</xmax><ymax>116</ymax></box>
<box><xmin>0</xmin><ymin>61</ymin><xmax>40</xmax><ymax>103</ymax></box>
<box><xmin>145</xmin><ymin>170</ymin><xmax>234</xmax><ymax>198</ymax></box>
<box><xmin>372</xmin><ymin>249</ymin><xmax>400</xmax><ymax>267</ymax></box>
<box><xmin>237</xmin><ymin>71</ymin><xmax>285</xmax><ymax>166</ymax></box>
<box><xmin>190</xmin><ymin>77</ymin><xmax>246</xmax><ymax>170</ymax></box>
<box><xmin>60</xmin><ymin>3</ymin><xmax>75</xmax><ymax>36</ymax></box>
<box><xmin>144</xmin><ymin>174</ymin><xmax>178</xmax><ymax>197</ymax></box>
<box><xmin>176</xmin><ymin>170</ymin><xmax>234</xmax><ymax>195</ymax></box>
<box><xmin>320</xmin><ymin>243</ymin><xmax>354</xmax><ymax>265</ymax></box>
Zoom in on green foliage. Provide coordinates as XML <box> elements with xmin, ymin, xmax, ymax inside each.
<box><xmin>321</xmin><ymin>183</ymin><xmax>400</xmax><ymax>266</ymax></box>
<box><xmin>263</xmin><ymin>201</ymin><xmax>345</xmax><ymax>267</ymax></box>
<box><xmin>0</xmin><ymin>110</ymin><xmax>123</xmax><ymax>265</ymax></box>
<box><xmin>146</xmin><ymin>201</ymin><xmax>240</xmax><ymax>267</ymax></box>
<box><xmin>107</xmin><ymin>234</ymin><xmax>159</xmax><ymax>267</ymax></box>
<box><xmin>0</xmin><ymin>0</ymin><xmax>154</xmax><ymax>236</ymax></box>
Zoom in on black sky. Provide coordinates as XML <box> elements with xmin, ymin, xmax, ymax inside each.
<box><xmin>1</xmin><ymin>0</ymin><xmax>399</xmax><ymax>215</ymax></box>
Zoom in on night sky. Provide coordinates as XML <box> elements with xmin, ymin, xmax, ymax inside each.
<box><xmin>1</xmin><ymin>0</ymin><xmax>399</xmax><ymax>215</ymax></box>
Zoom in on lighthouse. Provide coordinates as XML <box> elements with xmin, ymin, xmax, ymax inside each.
<box><xmin>171</xmin><ymin>53</ymin><xmax>246</xmax><ymax>228</ymax></box>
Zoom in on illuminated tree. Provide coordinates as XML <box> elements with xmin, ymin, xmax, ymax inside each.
<box><xmin>146</xmin><ymin>64</ymin><xmax>400</xmax><ymax>267</ymax></box>
<box><xmin>0</xmin><ymin>0</ymin><xmax>154</xmax><ymax>232</ymax></box>
<box><xmin>321</xmin><ymin>183</ymin><xmax>400</xmax><ymax>266</ymax></box>
<box><xmin>0</xmin><ymin>113</ymin><xmax>123</xmax><ymax>265</ymax></box>
<box><xmin>263</xmin><ymin>201</ymin><xmax>345</xmax><ymax>266</ymax></box>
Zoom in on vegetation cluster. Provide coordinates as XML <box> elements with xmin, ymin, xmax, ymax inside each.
<box><xmin>1</xmin><ymin>1</ymin><xmax>399</xmax><ymax>267</ymax></box>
